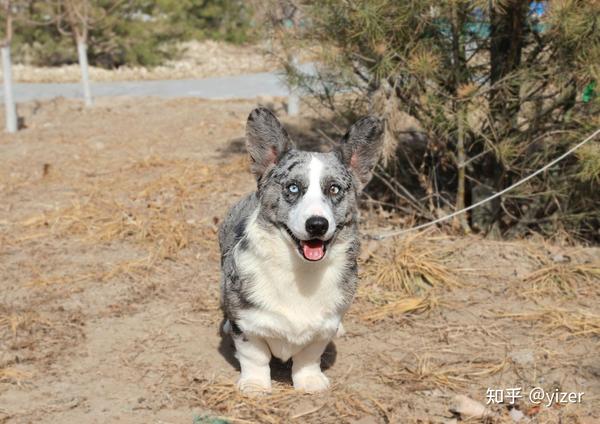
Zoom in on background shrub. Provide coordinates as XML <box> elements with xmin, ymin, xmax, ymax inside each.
<box><xmin>282</xmin><ymin>0</ymin><xmax>600</xmax><ymax>241</ymax></box>
<box><xmin>10</xmin><ymin>0</ymin><xmax>256</xmax><ymax>68</ymax></box>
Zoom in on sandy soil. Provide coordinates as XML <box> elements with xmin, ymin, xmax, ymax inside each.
<box><xmin>3</xmin><ymin>41</ymin><xmax>282</xmax><ymax>83</ymax></box>
<box><xmin>0</xmin><ymin>97</ymin><xmax>599</xmax><ymax>423</ymax></box>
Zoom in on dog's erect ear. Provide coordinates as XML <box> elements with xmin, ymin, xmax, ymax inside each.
<box><xmin>245</xmin><ymin>107</ymin><xmax>294</xmax><ymax>181</ymax></box>
<box><xmin>338</xmin><ymin>116</ymin><xmax>384</xmax><ymax>190</ymax></box>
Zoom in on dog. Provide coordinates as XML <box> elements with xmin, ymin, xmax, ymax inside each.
<box><xmin>219</xmin><ymin>107</ymin><xmax>383</xmax><ymax>394</ymax></box>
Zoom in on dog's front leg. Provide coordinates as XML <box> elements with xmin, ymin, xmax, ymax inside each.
<box><xmin>292</xmin><ymin>337</ymin><xmax>330</xmax><ymax>393</ymax></box>
<box><xmin>234</xmin><ymin>333</ymin><xmax>272</xmax><ymax>394</ymax></box>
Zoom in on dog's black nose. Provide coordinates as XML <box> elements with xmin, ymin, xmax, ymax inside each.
<box><xmin>305</xmin><ymin>216</ymin><xmax>329</xmax><ymax>237</ymax></box>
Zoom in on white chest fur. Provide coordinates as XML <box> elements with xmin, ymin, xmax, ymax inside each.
<box><xmin>234</xmin><ymin>212</ymin><xmax>349</xmax><ymax>360</ymax></box>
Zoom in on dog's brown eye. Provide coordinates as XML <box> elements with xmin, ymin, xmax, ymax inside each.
<box><xmin>329</xmin><ymin>184</ymin><xmax>341</xmax><ymax>195</ymax></box>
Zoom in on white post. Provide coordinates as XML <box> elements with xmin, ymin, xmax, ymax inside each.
<box><xmin>287</xmin><ymin>55</ymin><xmax>299</xmax><ymax>116</ymax></box>
<box><xmin>2</xmin><ymin>45</ymin><xmax>17</xmax><ymax>133</ymax></box>
<box><xmin>77</xmin><ymin>40</ymin><xmax>93</xmax><ymax>106</ymax></box>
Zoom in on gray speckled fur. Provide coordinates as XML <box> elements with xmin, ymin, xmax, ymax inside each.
<box><xmin>218</xmin><ymin>193</ymin><xmax>259</xmax><ymax>319</ymax></box>
<box><xmin>219</xmin><ymin>107</ymin><xmax>383</xmax><ymax>333</ymax></box>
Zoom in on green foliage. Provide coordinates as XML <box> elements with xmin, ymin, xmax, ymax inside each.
<box><xmin>155</xmin><ymin>0</ymin><xmax>254</xmax><ymax>44</ymax></box>
<box><xmin>10</xmin><ymin>0</ymin><xmax>255</xmax><ymax>68</ymax></box>
<box><xmin>285</xmin><ymin>0</ymin><xmax>600</xmax><ymax>241</ymax></box>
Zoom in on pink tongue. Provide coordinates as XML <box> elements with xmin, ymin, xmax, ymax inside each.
<box><xmin>301</xmin><ymin>240</ymin><xmax>325</xmax><ymax>261</ymax></box>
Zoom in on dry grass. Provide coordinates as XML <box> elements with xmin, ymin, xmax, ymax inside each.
<box><xmin>517</xmin><ymin>242</ymin><xmax>600</xmax><ymax>297</ymax></box>
<box><xmin>356</xmin><ymin>232</ymin><xmax>460</xmax><ymax>321</ymax></box>
<box><xmin>1</xmin><ymin>152</ymin><xmax>249</xmax><ymax>401</ymax></box>
<box><xmin>0</xmin><ymin>309</ymin><xmax>50</xmax><ymax>338</ymax></box>
<box><xmin>522</xmin><ymin>262</ymin><xmax>600</xmax><ymax>297</ymax></box>
<box><xmin>359</xmin><ymin>296</ymin><xmax>437</xmax><ymax>322</ymax></box>
<box><xmin>362</xmin><ymin>232</ymin><xmax>460</xmax><ymax>296</ymax></box>
<box><xmin>499</xmin><ymin>308</ymin><xmax>600</xmax><ymax>339</ymax></box>
<box><xmin>15</xmin><ymin>156</ymin><xmax>247</xmax><ymax>290</ymax></box>
<box><xmin>24</xmin><ymin>259</ymin><xmax>152</xmax><ymax>287</ymax></box>
<box><xmin>0</xmin><ymin>368</ymin><xmax>32</xmax><ymax>386</ymax></box>
<box><xmin>19</xmin><ymin>156</ymin><xmax>235</xmax><ymax>259</ymax></box>
<box><xmin>378</xmin><ymin>353</ymin><xmax>507</xmax><ymax>391</ymax></box>
<box><xmin>0</xmin><ymin>305</ymin><xmax>85</xmax><ymax>372</ymax></box>
<box><xmin>170</xmin><ymin>376</ymin><xmax>390</xmax><ymax>424</ymax></box>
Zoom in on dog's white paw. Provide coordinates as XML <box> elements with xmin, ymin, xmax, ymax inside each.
<box><xmin>237</xmin><ymin>376</ymin><xmax>272</xmax><ymax>396</ymax></box>
<box><xmin>293</xmin><ymin>370</ymin><xmax>330</xmax><ymax>393</ymax></box>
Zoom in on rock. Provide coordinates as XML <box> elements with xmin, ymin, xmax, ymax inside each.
<box><xmin>509</xmin><ymin>407</ymin><xmax>527</xmax><ymax>422</ymax></box>
<box><xmin>449</xmin><ymin>395</ymin><xmax>496</xmax><ymax>420</ymax></box>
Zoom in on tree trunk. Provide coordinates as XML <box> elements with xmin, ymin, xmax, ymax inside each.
<box><xmin>77</xmin><ymin>39</ymin><xmax>93</xmax><ymax>106</ymax></box>
<box><xmin>451</xmin><ymin>3</ymin><xmax>470</xmax><ymax>232</ymax></box>
<box><xmin>2</xmin><ymin>45</ymin><xmax>17</xmax><ymax>133</ymax></box>
<box><xmin>455</xmin><ymin>105</ymin><xmax>470</xmax><ymax>232</ymax></box>
<box><xmin>489</xmin><ymin>1</ymin><xmax>527</xmax><ymax>134</ymax></box>
<box><xmin>482</xmin><ymin>1</ymin><xmax>527</xmax><ymax>233</ymax></box>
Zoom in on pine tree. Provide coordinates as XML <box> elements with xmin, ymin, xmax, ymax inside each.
<box><xmin>284</xmin><ymin>0</ymin><xmax>600</xmax><ymax>241</ymax></box>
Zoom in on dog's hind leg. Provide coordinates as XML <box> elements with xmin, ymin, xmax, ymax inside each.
<box><xmin>292</xmin><ymin>338</ymin><xmax>331</xmax><ymax>393</ymax></box>
<box><xmin>234</xmin><ymin>334</ymin><xmax>272</xmax><ymax>395</ymax></box>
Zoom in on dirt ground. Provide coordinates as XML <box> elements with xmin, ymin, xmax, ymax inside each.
<box><xmin>0</xmin><ymin>97</ymin><xmax>599</xmax><ymax>423</ymax></box>
<box><xmin>4</xmin><ymin>41</ymin><xmax>284</xmax><ymax>83</ymax></box>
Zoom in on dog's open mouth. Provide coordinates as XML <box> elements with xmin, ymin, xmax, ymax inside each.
<box><xmin>300</xmin><ymin>239</ymin><xmax>326</xmax><ymax>261</ymax></box>
<box><xmin>284</xmin><ymin>226</ymin><xmax>329</xmax><ymax>261</ymax></box>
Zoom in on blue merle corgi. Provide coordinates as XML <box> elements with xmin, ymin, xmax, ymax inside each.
<box><xmin>219</xmin><ymin>107</ymin><xmax>383</xmax><ymax>393</ymax></box>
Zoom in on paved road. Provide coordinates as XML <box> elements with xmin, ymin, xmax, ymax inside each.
<box><xmin>0</xmin><ymin>63</ymin><xmax>316</xmax><ymax>102</ymax></box>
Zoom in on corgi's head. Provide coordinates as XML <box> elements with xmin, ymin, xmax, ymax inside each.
<box><xmin>245</xmin><ymin>107</ymin><xmax>383</xmax><ymax>262</ymax></box>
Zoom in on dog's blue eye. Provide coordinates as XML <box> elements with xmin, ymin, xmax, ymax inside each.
<box><xmin>329</xmin><ymin>184</ymin><xmax>341</xmax><ymax>195</ymax></box>
<box><xmin>288</xmin><ymin>184</ymin><xmax>299</xmax><ymax>194</ymax></box>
